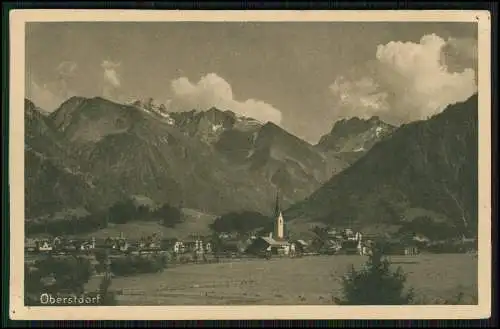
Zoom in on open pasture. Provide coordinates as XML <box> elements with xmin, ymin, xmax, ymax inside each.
<box><xmin>86</xmin><ymin>253</ymin><xmax>478</xmax><ymax>305</ymax></box>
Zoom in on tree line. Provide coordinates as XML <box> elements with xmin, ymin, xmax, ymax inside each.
<box><xmin>26</xmin><ymin>198</ymin><xmax>183</xmax><ymax>236</ymax></box>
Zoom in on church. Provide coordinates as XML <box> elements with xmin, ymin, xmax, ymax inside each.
<box><xmin>245</xmin><ymin>190</ymin><xmax>291</xmax><ymax>256</ymax></box>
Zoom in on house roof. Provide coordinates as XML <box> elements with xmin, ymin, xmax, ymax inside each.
<box><xmin>260</xmin><ymin>237</ymin><xmax>289</xmax><ymax>246</ymax></box>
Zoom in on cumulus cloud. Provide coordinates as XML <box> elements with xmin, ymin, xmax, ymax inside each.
<box><xmin>101</xmin><ymin>60</ymin><xmax>121</xmax><ymax>100</ymax></box>
<box><xmin>328</xmin><ymin>34</ymin><xmax>478</xmax><ymax>125</ymax></box>
<box><xmin>170</xmin><ymin>73</ymin><xmax>282</xmax><ymax>124</ymax></box>
<box><xmin>329</xmin><ymin>75</ymin><xmax>391</xmax><ymax>120</ymax></box>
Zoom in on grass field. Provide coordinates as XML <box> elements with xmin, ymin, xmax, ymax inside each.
<box><xmin>85</xmin><ymin>253</ymin><xmax>478</xmax><ymax>305</ymax></box>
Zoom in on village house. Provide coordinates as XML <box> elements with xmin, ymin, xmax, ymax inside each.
<box><xmin>60</xmin><ymin>241</ymin><xmax>78</xmax><ymax>252</ymax></box>
<box><xmin>52</xmin><ymin>236</ymin><xmax>62</xmax><ymax>249</ymax></box>
<box><xmin>110</xmin><ymin>237</ymin><xmax>129</xmax><ymax>251</ymax></box>
<box><xmin>204</xmin><ymin>241</ymin><xmax>213</xmax><ymax>253</ymax></box>
<box><xmin>137</xmin><ymin>236</ymin><xmax>161</xmax><ymax>251</ymax></box>
<box><xmin>323</xmin><ymin>239</ymin><xmax>343</xmax><ymax>254</ymax></box>
<box><xmin>327</xmin><ymin>228</ymin><xmax>338</xmax><ymax>236</ymax></box>
<box><xmin>404</xmin><ymin>245</ymin><xmax>420</xmax><ymax>256</ymax></box>
<box><xmin>38</xmin><ymin>239</ymin><xmax>53</xmax><ymax>252</ymax></box>
<box><xmin>218</xmin><ymin>232</ymin><xmax>237</xmax><ymax>240</ymax></box>
<box><xmin>182</xmin><ymin>240</ymin><xmax>199</xmax><ymax>253</ymax></box>
<box><xmin>174</xmin><ymin>241</ymin><xmax>185</xmax><ymax>254</ymax></box>
<box><xmin>289</xmin><ymin>239</ymin><xmax>308</xmax><ymax>256</ymax></box>
<box><xmin>343</xmin><ymin>228</ymin><xmax>355</xmax><ymax>239</ymax></box>
<box><xmin>80</xmin><ymin>237</ymin><xmax>96</xmax><ymax>251</ymax></box>
<box><xmin>160</xmin><ymin>238</ymin><xmax>179</xmax><ymax>253</ymax></box>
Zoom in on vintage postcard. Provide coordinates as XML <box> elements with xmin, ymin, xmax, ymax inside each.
<box><xmin>9</xmin><ymin>10</ymin><xmax>491</xmax><ymax>320</ymax></box>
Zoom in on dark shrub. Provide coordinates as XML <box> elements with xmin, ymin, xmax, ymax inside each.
<box><xmin>24</xmin><ymin>255</ymin><xmax>94</xmax><ymax>306</ymax></box>
<box><xmin>335</xmin><ymin>249</ymin><xmax>414</xmax><ymax>305</ymax></box>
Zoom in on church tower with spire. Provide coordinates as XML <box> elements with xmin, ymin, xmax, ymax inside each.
<box><xmin>274</xmin><ymin>189</ymin><xmax>285</xmax><ymax>240</ymax></box>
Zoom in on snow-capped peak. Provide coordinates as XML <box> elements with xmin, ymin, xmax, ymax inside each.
<box><xmin>130</xmin><ymin>98</ymin><xmax>175</xmax><ymax>125</ymax></box>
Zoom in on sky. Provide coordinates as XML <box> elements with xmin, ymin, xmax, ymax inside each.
<box><xmin>25</xmin><ymin>22</ymin><xmax>478</xmax><ymax>143</ymax></box>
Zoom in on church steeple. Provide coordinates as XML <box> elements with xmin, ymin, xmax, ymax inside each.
<box><xmin>274</xmin><ymin>189</ymin><xmax>281</xmax><ymax>217</ymax></box>
<box><xmin>274</xmin><ymin>189</ymin><xmax>284</xmax><ymax>240</ymax></box>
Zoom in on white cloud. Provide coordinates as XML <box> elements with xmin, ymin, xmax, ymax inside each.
<box><xmin>328</xmin><ymin>34</ymin><xmax>477</xmax><ymax>125</ymax></box>
<box><xmin>101</xmin><ymin>60</ymin><xmax>121</xmax><ymax>87</ymax></box>
<box><xmin>101</xmin><ymin>60</ymin><xmax>121</xmax><ymax>100</ymax></box>
<box><xmin>170</xmin><ymin>73</ymin><xmax>282</xmax><ymax>124</ymax></box>
<box><xmin>329</xmin><ymin>75</ymin><xmax>390</xmax><ymax>120</ymax></box>
<box><xmin>56</xmin><ymin>61</ymin><xmax>78</xmax><ymax>78</ymax></box>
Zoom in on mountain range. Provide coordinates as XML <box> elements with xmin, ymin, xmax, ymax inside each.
<box><xmin>24</xmin><ymin>96</ymin><xmax>391</xmax><ymax>220</ymax></box>
<box><xmin>25</xmin><ymin>93</ymin><xmax>478</xmax><ymax>238</ymax></box>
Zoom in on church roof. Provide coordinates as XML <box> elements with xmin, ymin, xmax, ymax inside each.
<box><xmin>260</xmin><ymin>236</ymin><xmax>289</xmax><ymax>246</ymax></box>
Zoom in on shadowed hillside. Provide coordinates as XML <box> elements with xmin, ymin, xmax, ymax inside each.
<box><xmin>285</xmin><ymin>94</ymin><xmax>478</xmax><ymax>237</ymax></box>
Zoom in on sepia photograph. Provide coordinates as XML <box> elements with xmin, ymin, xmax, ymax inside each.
<box><xmin>9</xmin><ymin>10</ymin><xmax>491</xmax><ymax>320</ymax></box>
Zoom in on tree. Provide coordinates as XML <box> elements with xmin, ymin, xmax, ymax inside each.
<box><xmin>47</xmin><ymin>256</ymin><xmax>93</xmax><ymax>294</ymax></box>
<box><xmin>155</xmin><ymin>203</ymin><xmax>182</xmax><ymax>227</ymax></box>
<box><xmin>334</xmin><ymin>248</ymin><xmax>415</xmax><ymax>305</ymax></box>
<box><xmin>108</xmin><ymin>199</ymin><xmax>137</xmax><ymax>224</ymax></box>
<box><xmin>210</xmin><ymin>211</ymin><xmax>273</xmax><ymax>234</ymax></box>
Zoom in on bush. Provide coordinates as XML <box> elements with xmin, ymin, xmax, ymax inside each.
<box><xmin>24</xmin><ymin>255</ymin><xmax>94</xmax><ymax>306</ymax></box>
<box><xmin>108</xmin><ymin>199</ymin><xmax>139</xmax><ymax>224</ymax></box>
<box><xmin>155</xmin><ymin>204</ymin><xmax>183</xmax><ymax>227</ymax></box>
<box><xmin>38</xmin><ymin>255</ymin><xmax>93</xmax><ymax>294</ymax></box>
<box><xmin>334</xmin><ymin>249</ymin><xmax>414</xmax><ymax>305</ymax></box>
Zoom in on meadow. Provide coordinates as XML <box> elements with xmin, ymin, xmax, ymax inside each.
<box><xmin>85</xmin><ymin>253</ymin><xmax>478</xmax><ymax>305</ymax></box>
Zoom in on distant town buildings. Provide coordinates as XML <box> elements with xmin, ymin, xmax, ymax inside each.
<box><xmin>24</xmin><ymin>192</ymin><xmax>478</xmax><ymax>260</ymax></box>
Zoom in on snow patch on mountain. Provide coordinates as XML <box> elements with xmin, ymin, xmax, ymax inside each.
<box><xmin>130</xmin><ymin>98</ymin><xmax>175</xmax><ymax>125</ymax></box>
